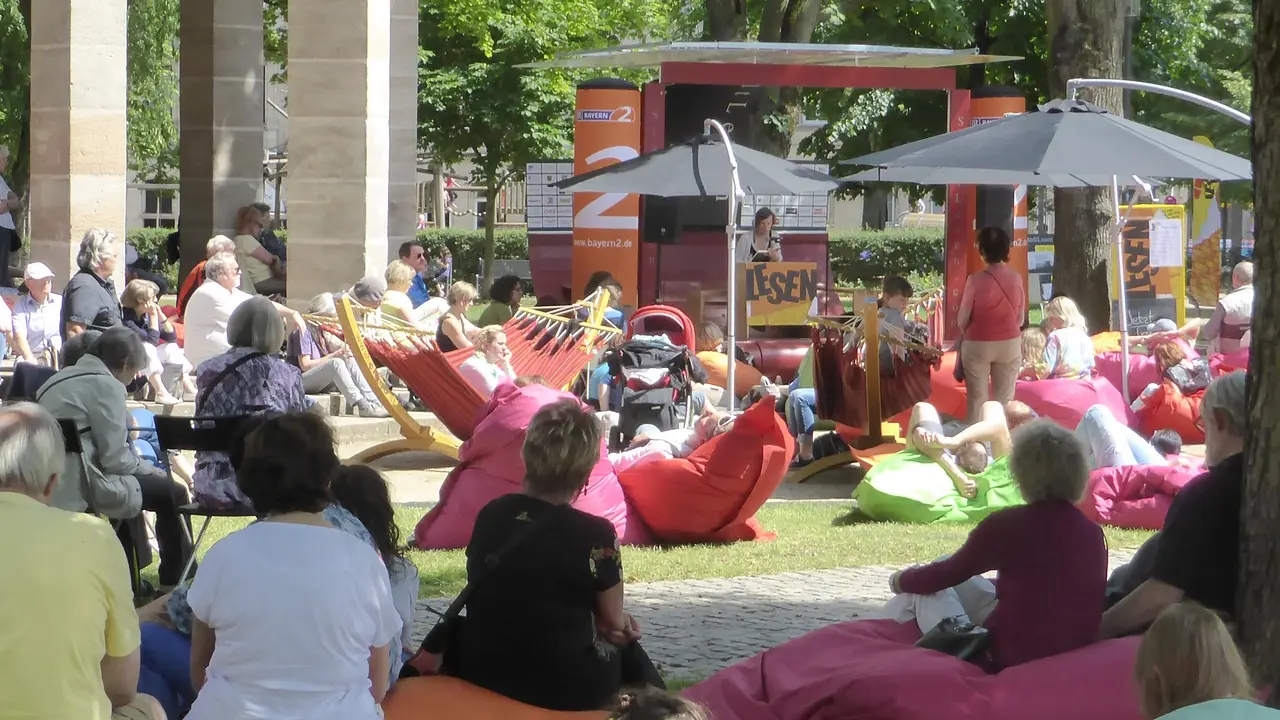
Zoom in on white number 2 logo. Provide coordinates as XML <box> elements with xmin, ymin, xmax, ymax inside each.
<box><xmin>575</xmin><ymin>145</ymin><xmax>640</xmax><ymax>231</ymax></box>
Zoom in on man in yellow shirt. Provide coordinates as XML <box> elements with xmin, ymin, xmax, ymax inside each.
<box><xmin>0</xmin><ymin>403</ymin><xmax>165</xmax><ymax>719</ymax></box>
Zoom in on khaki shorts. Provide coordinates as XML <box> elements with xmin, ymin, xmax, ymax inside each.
<box><xmin>111</xmin><ymin>695</ymin><xmax>163</xmax><ymax>720</ymax></box>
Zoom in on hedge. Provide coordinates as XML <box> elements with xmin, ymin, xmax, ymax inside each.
<box><xmin>125</xmin><ymin>226</ymin><xmax>944</xmax><ymax>293</ymax></box>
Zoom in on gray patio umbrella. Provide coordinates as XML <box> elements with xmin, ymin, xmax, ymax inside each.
<box><xmin>554</xmin><ymin>127</ymin><xmax>842</xmax><ymax>409</ymax></box>
<box><xmin>553</xmin><ymin>133</ymin><xmax>842</xmax><ymax>196</ymax></box>
<box><xmin>843</xmin><ymin>165</ymin><xmax>1162</xmax><ymax>189</ymax></box>
<box><xmin>844</xmin><ymin>98</ymin><xmax>1253</xmax><ymax>400</ymax></box>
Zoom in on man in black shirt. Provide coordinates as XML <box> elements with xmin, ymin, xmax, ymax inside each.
<box><xmin>61</xmin><ymin>228</ymin><xmax>124</xmax><ymax>338</ymax></box>
<box><xmin>1099</xmin><ymin>371</ymin><xmax>1247</xmax><ymax>638</ymax></box>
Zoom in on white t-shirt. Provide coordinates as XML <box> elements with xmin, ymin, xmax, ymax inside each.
<box><xmin>184</xmin><ymin>281</ymin><xmax>253</xmax><ymax>368</ymax></box>
<box><xmin>0</xmin><ymin>175</ymin><xmax>14</xmax><ymax>230</ymax></box>
<box><xmin>186</xmin><ymin>522</ymin><xmax>401</xmax><ymax>720</ymax></box>
<box><xmin>458</xmin><ymin>354</ymin><xmax>515</xmax><ymax>398</ymax></box>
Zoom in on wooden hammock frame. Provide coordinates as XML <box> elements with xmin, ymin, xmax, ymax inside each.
<box><xmin>788</xmin><ymin>288</ymin><xmax>943</xmax><ymax>483</ymax></box>
<box><xmin>333</xmin><ymin>289</ymin><xmax>618</xmax><ymax>464</ymax></box>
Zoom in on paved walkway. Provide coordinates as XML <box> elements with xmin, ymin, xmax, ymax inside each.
<box><xmin>413</xmin><ymin>550</ymin><xmax>1137</xmax><ymax>681</ymax></box>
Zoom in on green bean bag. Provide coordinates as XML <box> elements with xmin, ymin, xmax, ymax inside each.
<box><xmin>852</xmin><ymin>451</ymin><xmax>1027</xmax><ymax>523</ymax></box>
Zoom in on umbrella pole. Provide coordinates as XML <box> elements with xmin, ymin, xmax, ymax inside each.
<box><xmin>1112</xmin><ymin>174</ymin><xmax>1132</xmax><ymax>402</ymax></box>
<box><xmin>707</xmin><ymin>118</ymin><xmax>746</xmax><ymax>412</ymax></box>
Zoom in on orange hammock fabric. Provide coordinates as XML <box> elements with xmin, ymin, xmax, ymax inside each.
<box><xmin>811</xmin><ymin>326</ymin><xmax>938</xmax><ymax>429</ymax></box>
<box><xmin>336</xmin><ymin>314</ymin><xmax>606</xmax><ymax>442</ymax></box>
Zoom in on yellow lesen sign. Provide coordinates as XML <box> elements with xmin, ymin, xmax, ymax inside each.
<box><xmin>740</xmin><ymin>262</ymin><xmax>820</xmax><ymax>327</ymax></box>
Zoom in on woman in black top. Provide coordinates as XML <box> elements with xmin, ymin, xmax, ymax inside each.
<box><xmin>120</xmin><ymin>278</ymin><xmax>190</xmax><ymax>403</ymax></box>
<box><xmin>455</xmin><ymin>400</ymin><xmax>664</xmax><ymax>710</ymax></box>
<box><xmin>436</xmin><ymin>281</ymin><xmax>478</xmax><ymax>353</ymax></box>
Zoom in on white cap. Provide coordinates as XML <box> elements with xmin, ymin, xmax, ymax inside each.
<box><xmin>23</xmin><ymin>262</ymin><xmax>54</xmax><ymax>280</ymax></box>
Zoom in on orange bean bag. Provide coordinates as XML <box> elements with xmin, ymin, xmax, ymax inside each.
<box><xmin>383</xmin><ymin>677</ymin><xmax>607</xmax><ymax>720</ymax></box>
<box><xmin>617</xmin><ymin>395</ymin><xmax>793</xmax><ymax>543</ymax></box>
<box><xmin>1136</xmin><ymin>381</ymin><xmax>1205</xmax><ymax>443</ymax></box>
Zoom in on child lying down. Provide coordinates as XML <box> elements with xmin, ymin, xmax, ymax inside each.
<box><xmin>609</xmin><ymin>408</ymin><xmax>737</xmax><ymax>471</ymax></box>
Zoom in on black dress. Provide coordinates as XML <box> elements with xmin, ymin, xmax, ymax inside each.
<box><xmin>454</xmin><ymin>494</ymin><xmax>662</xmax><ymax>711</ymax></box>
<box><xmin>436</xmin><ymin>315</ymin><xmax>460</xmax><ymax>352</ymax></box>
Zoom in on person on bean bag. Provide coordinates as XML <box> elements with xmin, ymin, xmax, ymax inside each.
<box><xmin>853</xmin><ymin>400</ymin><xmax>1038</xmax><ymax>523</ymax></box>
<box><xmin>1133</xmin><ymin>602</ymin><xmax>1276</xmax><ymax>719</ymax></box>
<box><xmin>882</xmin><ymin>420</ymin><xmax>1106</xmax><ymax>671</ymax></box>
<box><xmin>1041</xmin><ymin>296</ymin><xmax>1096</xmax><ymax>380</ymax></box>
<box><xmin>1076</xmin><ymin>404</ymin><xmax>1168</xmax><ymax>469</ymax></box>
<box><xmin>1017</xmin><ymin>326</ymin><xmax>1048</xmax><ymax>381</ymax></box>
<box><xmin>1132</xmin><ymin>342</ymin><xmax>1209</xmax><ymax>442</ymax></box>
<box><xmin>453</xmin><ymin>401</ymin><xmax>665</xmax><ymax>712</ymax></box>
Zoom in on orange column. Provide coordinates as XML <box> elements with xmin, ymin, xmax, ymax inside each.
<box><xmin>967</xmin><ymin>89</ymin><xmax>1028</xmax><ymax>317</ymax></box>
<box><xmin>571</xmin><ymin>79</ymin><xmax>642</xmax><ymax>302</ymax></box>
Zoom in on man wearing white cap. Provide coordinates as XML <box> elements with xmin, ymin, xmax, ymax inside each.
<box><xmin>12</xmin><ymin>262</ymin><xmax>62</xmax><ymax>366</ymax></box>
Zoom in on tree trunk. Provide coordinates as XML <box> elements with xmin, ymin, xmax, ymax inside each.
<box><xmin>481</xmin><ymin>183</ymin><xmax>500</xmax><ymax>290</ymax></box>
<box><xmin>1241</xmin><ymin>0</ymin><xmax>1280</xmax><ymax>706</ymax></box>
<box><xmin>1046</xmin><ymin>0</ymin><xmax>1125</xmax><ymax>331</ymax></box>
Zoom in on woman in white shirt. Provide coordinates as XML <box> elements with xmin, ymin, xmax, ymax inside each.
<box><xmin>12</xmin><ymin>262</ymin><xmax>62</xmax><ymax>365</ymax></box>
<box><xmin>186</xmin><ymin>413</ymin><xmax>401</xmax><ymax>720</ymax></box>
<box><xmin>459</xmin><ymin>325</ymin><xmax>516</xmax><ymax>399</ymax></box>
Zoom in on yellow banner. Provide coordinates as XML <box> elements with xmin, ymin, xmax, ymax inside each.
<box><xmin>1109</xmin><ymin>204</ymin><xmax>1187</xmax><ymax>331</ymax></box>
<box><xmin>1189</xmin><ymin>136</ymin><xmax>1223</xmax><ymax>308</ymax></box>
<box><xmin>741</xmin><ymin>262</ymin><xmax>820</xmax><ymax>327</ymax></box>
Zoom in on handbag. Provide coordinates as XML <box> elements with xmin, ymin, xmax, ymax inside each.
<box><xmin>401</xmin><ymin>504</ymin><xmax>567</xmax><ymax>679</ymax></box>
<box><xmin>915</xmin><ymin>616</ymin><xmax>991</xmax><ymax>662</ymax></box>
<box><xmin>1165</xmin><ymin>358</ymin><xmax>1211</xmax><ymax>395</ymax></box>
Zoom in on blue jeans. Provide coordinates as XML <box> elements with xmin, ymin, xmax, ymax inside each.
<box><xmin>130</xmin><ymin>408</ymin><xmax>162</xmax><ymax>463</ymax></box>
<box><xmin>138</xmin><ymin>623</ymin><xmax>194</xmax><ymax>719</ymax></box>
<box><xmin>786</xmin><ymin>389</ymin><xmax>817</xmax><ymax>437</ymax></box>
<box><xmin>1075</xmin><ymin>404</ymin><xmax>1164</xmax><ymax>469</ymax></box>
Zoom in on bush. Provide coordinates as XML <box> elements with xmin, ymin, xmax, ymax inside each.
<box><xmin>126</xmin><ymin>228</ymin><xmax>180</xmax><ymax>289</ymax></box>
<box><xmin>829</xmin><ymin>228</ymin><xmax>944</xmax><ymax>289</ymax></box>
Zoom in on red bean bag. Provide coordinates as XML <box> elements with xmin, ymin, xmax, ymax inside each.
<box><xmin>683</xmin><ymin>619</ymin><xmax>1143</xmax><ymax>720</ymax></box>
<box><xmin>383</xmin><ymin>676</ymin><xmax>607</xmax><ymax>720</ymax></box>
<box><xmin>1135</xmin><ymin>381</ymin><xmax>1205</xmax><ymax>444</ymax></box>
<box><xmin>1078</xmin><ymin>464</ymin><xmax>1200</xmax><ymax>530</ymax></box>
<box><xmin>1015</xmin><ymin>376</ymin><xmax>1136</xmax><ymax>430</ymax></box>
<box><xmin>1210</xmin><ymin>348</ymin><xmax>1249</xmax><ymax>376</ymax></box>
<box><xmin>617</xmin><ymin>396</ymin><xmax>793</xmax><ymax>543</ymax></box>
<box><xmin>412</xmin><ymin>383</ymin><xmax>650</xmax><ymax>549</ymax></box>
<box><xmin>888</xmin><ymin>350</ymin><xmax>966</xmax><ymax>427</ymax></box>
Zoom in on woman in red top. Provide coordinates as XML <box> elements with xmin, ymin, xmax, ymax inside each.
<box><xmin>958</xmin><ymin>227</ymin><xmax>1026</xmax><ymax>422</ymax></box>
<box><xmin>887</xmin><ymin>419</ymin><xmax>1107</xmax><ymax>671</ymax></box>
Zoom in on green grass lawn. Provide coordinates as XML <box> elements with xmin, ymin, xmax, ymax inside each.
<box><xmin>153</xmin><ymin>501</ymin><xmax>1153</xmax><ymax>598</ymax></box>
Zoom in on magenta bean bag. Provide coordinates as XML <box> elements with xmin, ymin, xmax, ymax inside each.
<box><xmin>683</xmin><ymin>619</ymin><xmax>1143</xmax><ymax>720</ymax></box>
<box><xmin>1014</xmin><ymin>376</ymin><xmax>1136</xmax><ymax>431</ymax></box>
<box><xmin>1078</xmin><ymin>464</ymin><xmax>1201</xmax><ymax>530</ymax></box>
<box><xmin>1210</xmin><ymin>347</ymin><xmax>1249</xmax><ymax>376</ymax></box>
<box><xmin>412</xmin><ymin>383</ymin><xmax>650</xmax><ymax>549</ymax></box>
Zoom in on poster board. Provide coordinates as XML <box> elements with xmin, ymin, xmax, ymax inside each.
<box><xmin>739</xmin><ymin>164</ymin><xmax>831</xmax><ymax>231</ymax></box>
<box><xmin>739</xmin><ymin>261</ymin><xmax>820</xmax><ymax>328</ymax></box>
<box><xmin>525</xmin><ymin>160</ymin><xmax>575</xmax><ymax>231</ymax></box>
<box><xmin>1027</xmin><ymin>233</ymin><xmax>1054</xmax><ymax>306</ymax></box>
<box><xmin>1109</xmin><ymin>204</ymin><xmax>1187</xmax><ymax>334</ymax></box>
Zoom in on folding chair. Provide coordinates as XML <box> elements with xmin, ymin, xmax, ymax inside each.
<box><xmin>152</xmin><ymin>415</ymin><xmax>258</xmax><ymax>587</ymax></box>
<box><xmin>56</xmin><ymin>418</ymin><xmax>146</xmax><ymax>596</ymax></box>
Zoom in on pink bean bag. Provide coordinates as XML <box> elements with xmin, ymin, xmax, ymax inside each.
<box><xmin>1015</xmin><ymin>376</ymin><xmax>1136</xmax><ymax>430</ymax></box>
<box><xmin>1210</xmin><ymin>348</ymin><xmax>1249</xmax><ymax>376</ymax></box>
<box><xmin>412</xmin><ymin>383</ymin><xmax>650</xmax><ymax>549</ymax></box>
<box><xmin>683</xmin><ymin>619</ymin><xmax>1143</xmax><ymax>720</ymax></box>
<box><xmin>1078</xmin><ymin>464</ymin><xmax>1200</xmax><ymax>530</ymax></box>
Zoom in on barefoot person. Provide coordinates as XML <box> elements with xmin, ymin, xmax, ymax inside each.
<box><xmin>902</xmin><ymin>400</ymin><xmax>1037</xmax><ymax>499</ymax></box>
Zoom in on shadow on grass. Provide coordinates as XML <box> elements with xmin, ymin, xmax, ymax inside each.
<box><xmin>831</xmin><ymin>506</ymin><xmax>877</xmax><ymax>526</ymax></box>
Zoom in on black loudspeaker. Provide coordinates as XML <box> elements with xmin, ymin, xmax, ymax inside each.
<box><xmin>643</xmin><ymin>196</ymin><xmax>679</xmax><ymax>244</ymax></box>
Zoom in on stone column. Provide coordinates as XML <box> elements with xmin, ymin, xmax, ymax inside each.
<box><xmin>286</xmin><ymin>0</ymin><xmax>391</xmax><ymax>303</ymax></box>
<box><xmin>29</xmin><ymin>0</ymin><xmax>128</xmax><ymax>286</ymax></box>
<box><xmin>387</xmin><ymin>0</ymin><xmax>420</xmax><ymax>259</ymax></box>
<box><xmin>178</xmin><ymin>0</ymin><xmax>266</xmax><ymax>280</ymax></box>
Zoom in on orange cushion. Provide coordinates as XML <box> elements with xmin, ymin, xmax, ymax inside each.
<box><xmin>617</xmin><ymin>396</ymin><xmax>794</xmax><ymax>543</ymax></box>
<box><xmin>1092</xmin><ymin>331</ymin><xmax>1124</xmax><ymax>355</ymax></box>
<box><xmin>697</xmin><ymin>350</ymin><xmax>765</xmax><ymax>397</ymax></box>
<box><xmin>1137</xmin><ymin>382</ymin><xmax>1205</xmax><ymax>444</ymax></box>
<box><xmin>382</xmin><ymin>677</ymin><xmax>607</xmax><ymax>720</ymax></box>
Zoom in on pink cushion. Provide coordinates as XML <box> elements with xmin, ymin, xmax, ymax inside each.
<box><xmin>683</xmin><ymin>619</ymin><xmax>1143</xmax><ymax>720</ymax></box>
<box><xmin>1079</xmin><ymin>464</ymin><xmax>1199</xmax><ymax>530</ymax></box>
<box><xmin>1015</xmin><ymin>377</ymin><xmax>1135</xmax><ymax>430</ymax></box>
<box><xmin>1095</xmin><ymin>340</ymin><xmax>1199</xmax><ymax>402</ymax></box>
<box><xmin>413</xmin><ymin>384</ymin><xmax>649</xmax><ymax>549</ymax></box>
<box><xmin>1210</xmin><ymin>348</ymin><xmax>1249</xmax><ymax>376</ymax></box>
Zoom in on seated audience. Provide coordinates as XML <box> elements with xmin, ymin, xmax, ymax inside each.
<box><xmin>36</xmin><ymin>326</ymin><xmax>192</xmax><ymax>588</ymax></box>
<box><xmin>437</xmin><ymin>281</ymin><xmax>479</xmax><ymax>351</ymax></box>
<box><xmin>250</xmin><ymin>202</ymin><xmax>287</xmax><ymax>262</ymax></box>
<box><xmin>477</xmin><ymin>274</ymin><xmax>524</xmax><ymax>327</ymax></box>
<box><xmin>232</xmin><ymin>205</ymin><xmax>285</xmax><ymax>296</ymax></box>
<box><xmin>454</xmin><ymin>400</ymin><xmax>665</xmax><ymax>710</ymax></box>
<box><xmin>1100</xmin><ymin>372</ymin><xmax>1246</xmax><ymax>638</ymax></box>
<box><xmin>191</xmin><ymin>297</ymin><xmax>313</xmax><ymax>508</ymax></box>
<box><xmin>458</xmin><ymin>325</ymin><xmax>516</xmax><ymax>398</ymax></box>
<box><xmin>0</xmin><ymin>403</ymin><xmax>167</xmax><ymax>719</ymax></box>
<box><xmin>695</xmin><ymin>321</ymin><xmax>763</xmax><ymax>401</ymax></box>
<box><xmin>1132</xmin><ymin>340</ymin><xmax>1211</xmax><ymax>414</ymax></box>
<box><xmin>1018</xmin><ymin>326</ymin><xmax>1048</xmax><ymax>381</ymax></box>
<box><xmin>184</xmin><ymin>413</ymin><xmax>401</xmax><ymax>719</ymax></box>
<box><xmin>382</xmin><ymin>260</ymin><xmax>448</xmax><ymax>331</ymax></box>
<box><xmin>62</xmin><ymin>228</ymin><xmax>125</xmax><ymax>338</ymax></box>
<box><xmin>289</xmin><ymin>293</ymin><xmax>387</xmax><ymax>417</ymax></box>
<box><xmin>1201</xmin><ymin>261</ymin><xmax>1253</xmax><ymax>354</ymax></box>
<box><xmin>395</xmin><ymin>241</ymin><xmax>432</xmax><ymax>307</ymax></box>
<box><xmin>176</xmin><ymin>235</ymin><xmax>236</xmax><ymax>320</ymax></box>
<box><xmin>1041</xmin><ymin>296</ymin><xmax>1095</xmax><ymax>379</ymax></box>
<box><xmin>611</xmin><ymin>688</ymin><xmax>709</xmax><ymax>720</ymax></box>
<box><xmin>184</xmin><ymin>252</ymin><xmax>302</xmax><ymax>368</ymax></box>
<box><xmin>12</xmin><ymin>261</ymin><xmax>62</xmax><ymax>366</ymax></box>
<box><xmin>903</xmin><ymin>399</ymin><xmax>1037</xmax><ymax>499</ymax></box>
<box><xmin>582</xmin><ymin>271</ymin><xmax>625</xmax><ymax>327</ymax></box>
<box><xmin>877</xmin><ymin>275</ymin><xmax>914</xmax><ymax>370</ymax></box>
<box><xmin>1134</xmin><ymin>602</ymin><xmax>1276</xmax><ymax>719</ymax></box>
<box><xmin>1075</xmin><ymin>404</ymin><xmax>1168</xmax><ymax>469</ymax></box>
<box><xmin>886</xmin><ymin>419</ymin><xmax>1105</xmax><ymax>671</ymax></box>
<box><xmin>121</xmin><ymin>279</ymin><xmax>190</xmax><ymax>404</ymax></box>
<box><xmin>785</xmin><ymin>346</ymin><xmax>817</xmax><ymax>466</ymax></box>
<box><xmin>124</xmin><ymin>244</ymin><xmax>171</xmax><ymax>296</ymax></box>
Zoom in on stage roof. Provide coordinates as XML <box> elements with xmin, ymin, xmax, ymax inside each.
<box><xmin>519</xmin><ymin>42</ymin><xmax>1021</xmax><ymax>71</ymax></box>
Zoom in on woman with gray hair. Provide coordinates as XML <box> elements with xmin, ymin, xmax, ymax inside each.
<box><xmin>61</xmin><ymin>227</ymin><xmax>124</xmax><ymax>339</ymax></box>
<box><xmin>191</xmin><ymin>296</ymin><xmax>313</xmax><ymax>508</ymax></box>
<box><xmin>35</xmin><ymin>326</ymin><xmax>194</xmax><ymax>588</ymax></box>
<box><xmin>884</xmin><ymin>419</ymin><xmax>1107</xmax><ymax>671</ymax></box>
<box><xmin>286</xmin><ymin>293</ymin><xmax>387</xmax><ymax>417</ymax></box>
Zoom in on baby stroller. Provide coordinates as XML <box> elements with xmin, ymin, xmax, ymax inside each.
<box><xmin>604</xmin><ymin>338</ymin><xmax>696</xmax><ymax>451</ymax></box>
